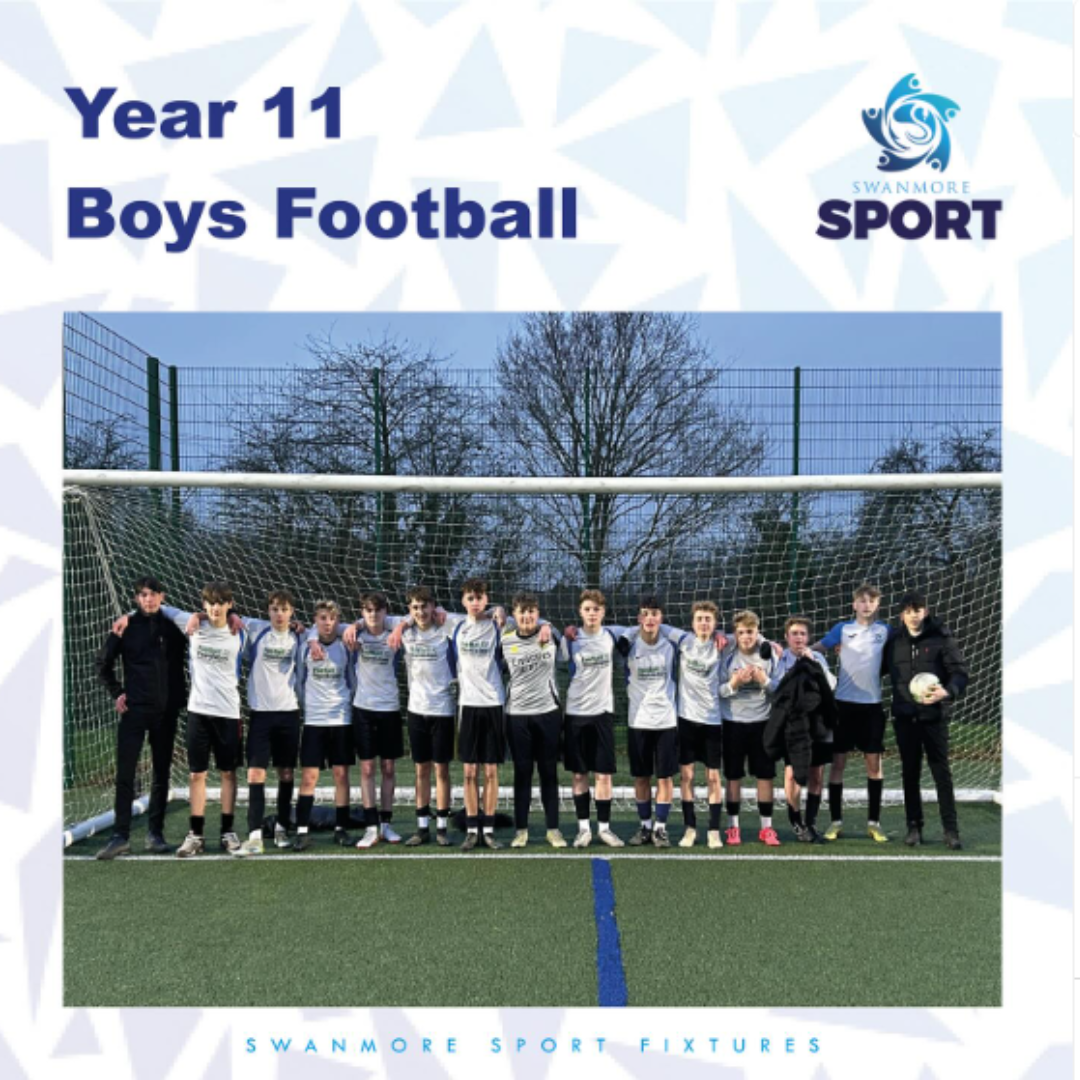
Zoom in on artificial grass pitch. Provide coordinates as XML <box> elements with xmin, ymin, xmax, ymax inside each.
<box><xmin>64</xmin><ymin>804</ymin><xmax>1000</xmax><ymax>1008</ymax></box>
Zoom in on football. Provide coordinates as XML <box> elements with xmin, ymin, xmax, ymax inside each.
<box><xmin>909</xmin><ymin>672</ymin><xmax>942</xmax><ymax>704</ymax></box>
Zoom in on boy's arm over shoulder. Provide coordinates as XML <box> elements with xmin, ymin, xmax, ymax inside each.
<box><xmin>160</xmin><ymin>605</ymin><xmax>193</xmax><ymax>632</ymax></box>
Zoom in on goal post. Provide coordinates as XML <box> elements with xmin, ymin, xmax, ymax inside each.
<box><xmin>63</xmin><ymin>469</ymin><xmax>1002</xmax><ymax>839</ymax></box>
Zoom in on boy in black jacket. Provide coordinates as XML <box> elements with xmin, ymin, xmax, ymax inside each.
<box><xmin>95</xmin><ymin>576</ymin><xmax>188</xmax><ymax>858</ymax></box>
<box><xmin>881</xmin><ymin>591</ymin><xmax>969</xmax><ymax>850</ymax></box>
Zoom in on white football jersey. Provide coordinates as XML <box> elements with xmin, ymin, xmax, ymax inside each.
<box><xmin>623</xmin><ymin>633</ymin><xmax>678</xmax><ymax>730</ymax></box>
<box><xmin>298</xmin><ymin>638</ymin><xmax>353</xmax><ymax>727</ymax></box>
<box><xmin>718</xmin><ymin>647</ymin><xmax>777</xmax><ymax>724</ymax></box>
<box><xmin>560</xmin><ymin>625</ymin><xmax>628</xmax><ymax>716</ymax></box>
<box><xmin>677</xmin><ymin>634</ymin><xmax>723</xmax><ymax>725</ymax></box>
<box><xmin>164</xmin><ymin>607</ymin><xmax>245</xmax><ymax>719</ymax></box>
<box><xmin>820</xmin><ymin>620</ymin><xmax>890</xmax><ymax>703</ymax></box>
<box><xmin>401</xmin><ymin>620</ymin><xmax>458</xmax><ymax>717</ymax></box>
<box><xmin>450</xmin><ymin>617</ymin><xmax>505</xmax><ymax>708</ymax></box>
<box><xmin>351</xmin><ymin>616</ymin><xmax>404</xmax><ymax>712</ymax></box>
<box><xmin>502</xmin><ymin>627</ymin><xmax>562</xmax><ymax>715</ymax></box>
<box><xmin>243</xmin><ymin>618</ymin><xmax>300</xmax><ymax>712</ymax></box>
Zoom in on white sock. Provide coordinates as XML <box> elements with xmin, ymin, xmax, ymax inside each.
<box><xmin>298</xmin><ymin>826</ymin><xmax>309</xmax><ymax>835</ymax></box>
<box><xmin>728</xmin><ymin>815</ymin><xmax>739</xmax><ymax>828</ymax></box>
<box><xmin>417</xmin><ymin>814</ymin><xmax>430</xmax><ymax>829</ymax></box>
<box><xmin>577</xmin><ymin>819</ymin><xmax>591</xmax><ymax>833</ymax></box>
<box><xmin>249</xmin><ymin>829</ymin><xmax>262</xmax><ymax>842</ymax></box>
<box><xmin>598</xmin><ymin>822</ymin><xmax>611</xmax><ymax>833</ymax></box>
<box><xmin>468</xmin><ymin>826</ymin><xmax>479</xmax><ymax>835</ymax></box>
<box><xmin>436</xmin><ymin>815</ymin><xmax>448</xmax><ymax>830</ymax></box>
<box><xmin>760</xmin><ymin>815</ymin><xmax>772</xmax><ymax>828</ymax></box>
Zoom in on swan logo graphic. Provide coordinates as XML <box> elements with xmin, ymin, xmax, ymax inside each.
<box><xmin>863</xmin><ymin>73</ymin><xmax>960</xmax><ymax>173</ymax></box>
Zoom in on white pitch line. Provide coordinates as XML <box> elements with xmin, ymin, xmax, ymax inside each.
<box><xmin>66</xmin><ymin>853</ymin><xmax>1000</xmax><ymax>864</ymax></box>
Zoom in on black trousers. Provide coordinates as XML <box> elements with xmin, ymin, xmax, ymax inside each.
<box><xmin>892</xmin><ymin>716</ymin><xmax>957</xmax><ymax>833</ymax></box>
<box><xmin>114</xmin><ymin>706</ymin><xmax>178</xmax><ymax>837</ymax></box>
<box><xmin>506</xmin><ymin>710</ymin><xmax>562</xmax><ymax>830</ymax></box>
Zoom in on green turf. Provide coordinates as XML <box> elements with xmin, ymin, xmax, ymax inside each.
<box><xmin>613</xmin><ymin>860</ymin><xmax>1000</xmax><ymax>1006</ymax></box>
<box><xmin>64</xmin><ymin>859</ymin><xmax>597</xmax><ymax>1007</ymax></box>
<box><xmin>65</xmin><ymin>804</ymin><xmax>1000</xmax><ymax>1008</ymax></box>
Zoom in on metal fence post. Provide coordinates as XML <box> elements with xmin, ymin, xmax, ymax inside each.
<box><xmin>789</xmin><ymin>365</ymin><xmax>801</xmax><ymax>612</ymax></box>
<box><xmin>147</xmin><ymin>356</ymin><xmax>162</xmax><ymax>471</ymax></box>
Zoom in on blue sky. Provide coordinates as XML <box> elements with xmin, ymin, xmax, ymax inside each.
<box><xmin>95</xmin><ymin>312</ymin><xmax>1001</xmax><ymax>371</ymax></box>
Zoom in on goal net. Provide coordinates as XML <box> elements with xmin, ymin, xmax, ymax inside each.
<box><xmin>63</xmin><ymin>470</ymin><xmax>1001</xmax><ymax>839</ymax></box>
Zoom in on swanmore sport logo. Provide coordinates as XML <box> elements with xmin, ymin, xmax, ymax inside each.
<box><xmin>863</xmin><ymin>73</ymin><xmax>959</xmax><ymax>173</ymax></box>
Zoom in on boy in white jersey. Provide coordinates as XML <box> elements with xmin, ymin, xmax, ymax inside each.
<box><xmin>617</xmin><ymin>595</ymin><xmax>680</xmax><ymax>848</ymax></box>
<box><xmin>340</xmin><ymin>592</ymin><xmax>405</xmax><ymax>849</ymax></box>
<box><xmin>503</xmin><ymin>593</ymin><xmax>565</xmax><ymax>849</ymax></box>
<box><xmin>676</xmin><ymin>601</ymin><xmax>726</xmax><ymax>849</ymax></box>
<box><xmin>560</xmin><ymin>589</ymin><xmax>629</xmax><ymax>849</ymax></box>
<box><xmin>452</xmin><ymin>578</ymin><xmax>507</xmax><ymax>851</ymax></box>
<box><xmin>812</xmin><ymin>584</ymin><xmax>892</xmax><ymax>843</ymax></box>
<box><xmin>719</xmin><ymin>610</ymin><xmax>781</xmax><ymax>847</ymax></box>
<box><xmin>389</xmin><ymin>586</ymin><xmax>456</xmax><ymax>847</ymax></box>
<box><xmin>293</xmin><ymin>600</ymin><xmax>356</xmax><ymax>851</ymax></box>
<box><xmin>164</xmin><ymin>581</ymin><xmax>246</xmax><ymax>857</ymax></box>
<box><xmin>234</xmin><ymin>589</ymin><xmax>303</xmax><ymax>855</ymax></box>
<box><xmin>768</xmin><ymin>616</ymin><xmax>837</xmax><ymax>844</ymax></box>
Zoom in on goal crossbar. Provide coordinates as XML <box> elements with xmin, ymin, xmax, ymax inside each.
<box><xmin>63</xmin><ymin>470</ymin><xmax>1002</xmax><ymax>495</ymax></box>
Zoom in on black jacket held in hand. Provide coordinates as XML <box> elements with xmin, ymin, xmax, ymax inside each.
<box><xmin>881</xmin><ymin>616</ymin><xmax>968</xmax><ymax>721</ymax></box>
<box><xmin>96</xmin><ymin>609</ymin><xmax>187</xmax><ymax>713</ymax></box>
<box><xmin>763</xmin><ymin>657</ymin><xmax>838</xmax><ymax>787</ymax></box>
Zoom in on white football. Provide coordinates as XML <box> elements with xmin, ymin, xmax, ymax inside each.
<box><xmin>909</xmin><ymin>672</ymin><xmax>941</xmax><ymax>704</ymax></box>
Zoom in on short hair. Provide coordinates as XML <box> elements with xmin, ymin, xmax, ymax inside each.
<box><xmin>267</xmin><ymin>589</ymin><xmax>296</xmax><ymax>610</ymax></box>
<box><xmin>359</xmin><ymin>591</ymin><xmax>388</xmax><ymax>612</ymax></box>
<box><xmin>784</xmin><ymin>615</ymin><xmax>813</xmax><ymax>635</ymax></box>
<box><xmin>853</xmin><ymin>582</ymin><xmax>882</xmax><ymax>601</ymax></box>
<box><xmin>406</xmin><ymin>585</ymin><xmax>435</xmax><ymax>606</ymax></box>
<box><xmin>133</xmin><ymin>575</ymin><xmax>165</xmax><ymax>595</ymax></box>
<box><xmin>638</xmin><ymin>593</ymin><xmax>664</xmax><ymax>613</ymax></box>
<box><xmin>511</xmin><ymin>591</ymin><xmax>539</xmax><ymax>613</ymax></box>
<box><xmin>733</xmin><ymin>609</ymin><xmax>759</xmax><ymax>630</ymax></box>
<box><xmin>314</xmin><ymin>598</ymin><xmax>341</xmax><ymax>620</ymax></box>
<box><xmin>898</xmin><ymin>590</ymin><xmax>928</xmax><ymax>612</ymax></box>
<box><xmin>578</xmin><ymin>588</ymin><xmax>606</xmax><ymax>609</ymax></box>
<box><xmin>201</xmin><ymin>581</ymin><xmax>233</xmax><ymax>605</ymax></box>
<box><xmin>691</xmin><ymin>600</ymin><xmax>720</xmax><ymax>619</ymax></box>
<box><xmin>461</xmin><ymin>577</ymin><xmax>488</xmax><ymax>598</ymax></box>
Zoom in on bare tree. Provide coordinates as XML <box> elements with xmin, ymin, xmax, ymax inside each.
<box><xmin>495</xmin><ymin>312</ymin><xmax>767</xmax><ymax>589</ymax></box>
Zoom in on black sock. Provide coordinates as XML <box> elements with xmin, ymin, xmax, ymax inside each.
<box><xmin>596</xmin><ymin>798</ymin><xmax>612</xmax><ymax>825</ymax></box>
<box><xmin>573</xmin><ymin>791</ymin><xmax>591</xmax><ymax>824</ymax></box>
<box><xmin>277</xmin><ymin>778</ymin><xmax>294</xmax><ymax>827</ymax></box>
<box><xmin>364</xmin><ymin>805</ymin><xmax>378</xmax><ymax>827</ymax></box>
<box><xmin>248</xmin><ymin>783</ymin><xmax>266</xmax><ymax>834</ymax></box>
<box><xmin>221</xmin><ymin>813</ymin><xmax>234</xmax><ymax>834</ymax></box>
<box><xmin>682</xmin><ymin>799</ymin><xmax>697</xmax><ymax>828</ymax></box>
<box><xmin>190</xmin><ymin>814</ymin><xmax>205</xmax><ymax>837</ymax></box>
<box><xmin>379</xmin><ymin>809</ymin><xmax>392</xmax><ymax>824</ymax></box>
<box><xmin>806</xmin><ymin>793</ymin><xmax>822</xmax><ymax>828</ymax></box>
<box><xmin>296</xmin><ymin>794</ymin><xmax>314</xmax><ymax>829</ymax></box>
<box><xmin>726</xmin><ymin>800</ymin><xmax>740</xmax><ymax>824</ymax></box>
<box><xmin>482</xmin><ymin>814</ymin><xmax>493</xmax><ymax>833</ymax></box>
<box><xmin>787</xmin><ymin>804</ymin><xmax>803</xmax><ymax>828</ymax></box>
<box><xmin>709</xmin><ymin>802</ymin><xmax>722</xmax><ymax>830</ymax></box>
<box><xmin>466</xmin><ymin>814</ymin><xmax>479</xmax><ymax>831</ymax></box>
<box><xmin>828</xmin><ymin>782</ymin><xmax>843</xmax><ymax>822</ymax></box>
<box><xmin>417</xmin><ymin>804</ymin><xmax>432</xmax><ymax>829</ymax></box>
<box><xmin>868</xmin><ymin>778</ymin><xmax>884</xmax><ymax>822</ymax></box>
<box><xmin>760</xmin><ymin>800</ymin><xmax>774</xmax><ymax>821</ymax></box>
<box><xmin>336</xmin><ymin>805</ymin><xmax>351</xmax><ymax>830</ymax></box>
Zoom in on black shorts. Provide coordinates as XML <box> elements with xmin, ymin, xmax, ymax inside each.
<box><xmin>407</xmin><ymin>711</ymin><xmax>455</xmax><ymax>765</ymax></box>
<box><xmin>628</xmin><ymin>726</ymin><xmax>679</xmax><ymax>779</ymax></box>
<box><xmin>833</xmin><ymin>701</ymin><xmax>887</xmax><ymax>754</ymax></box>
<box><xmin>458</xmin><ymin>705</ymin><xmax>506</xmax><ymax>765</ymax></box>
<box><xmin>677</xmin><ymin>717</ymin><xmax>723</xmax><ymax>770</ymax></box>
<box><xmin>300</xmin><ymin>725</ymin><xmax>354</xmax><ymax>769</ymax></box>
<box><xmin>506</xmin><ymin>710</ymin><xmax>562</xmax><ymax>769</ymax></box>
<box><xmin>246</xmin><ymin>709</ymin><xmax>300</xmax><ymax>769</ymax></box>
<box><xmin>564</xmin><ymin>712</ymin><xmax>617</xmax><ymax>776</ymax></box>
<box><xmin>722</xmin><ymin>720</ymin><xmax>775</xmax><ymax>781</ymax></box>
<box><xmin>352</xmin><ymin>707</ymin><xmax>404</xmax><ymax>761</ymax></box>
<box><xmin>186</xmin><ymin>711</ymin><xmax>242</xmax><ymax>773</ymax></box>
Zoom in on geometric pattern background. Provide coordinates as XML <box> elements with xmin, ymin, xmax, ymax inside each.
<box><xmin>0</xmin><ymin>1</ymin><xmax>1070</xmax><ymax>1077</ymax></box>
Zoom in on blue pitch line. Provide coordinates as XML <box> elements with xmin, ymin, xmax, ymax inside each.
<box><xmin>591</xmin><ymin>858</ymin><xmax>629</xmax><ymax>1007</ymax></box>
